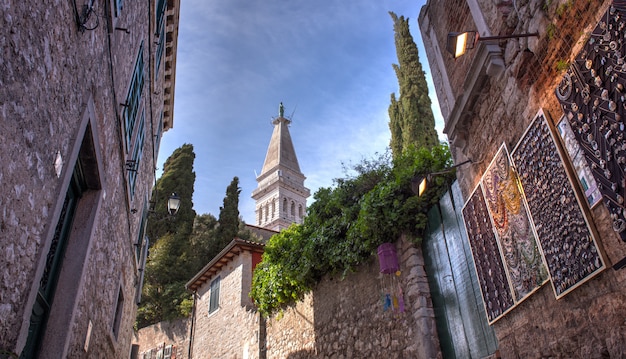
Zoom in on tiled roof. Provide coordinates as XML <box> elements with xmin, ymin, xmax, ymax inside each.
<box><xmin>185</xmin><ymin>238</ymin><xmax>265</xmax><ymax>292</ymax></box>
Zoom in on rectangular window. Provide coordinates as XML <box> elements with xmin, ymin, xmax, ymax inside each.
<box><xmin>112</xmin><ymin>286</ymin><xmax>125</xmax><ymax>339</ymax></box>
<box><xmin>154</xmin><ymin>112</ymin><xmax>163</xmax><ymax>163</ymax></box>
<box><xmin>155</xmin><ymin>25</ymin><xmax>166</xmax><ymax>77</ymax></box>
<box><xmin>163</xmin><ymin>345</ymin><xmax>173</xmax><ymax>359</ymax></box>
<box><xmin>114</xmin><ymin>0</ymin><xmax>123</xmax><ymax>17</ymax></box>
<box><xmin>156</xmin><ymin>0</ymin><xmax>166</xmax><ymax>30</ymax></box>
<box><xmin>209</xmin><ymin>276</ymin><xmax>220</xmax><ymax>314</ymax></box>
<box><xmin>124</xmin><ymin>43</ymin><xmax>145</xmax><ymax>150</ymax></box>
<box><xmin>128</xmin><ymin>109</ymin><xmax>145</xmax><ymax>198</ymax></box>
<box><xmin>155</xmin><ymin>0</ymin><xmax>167</xmax><ymax>76</ymax></box>
<box><xmin>135</xmin><ymin>200</ymin><xmax>149</xmax><ymax>264</ymax></box>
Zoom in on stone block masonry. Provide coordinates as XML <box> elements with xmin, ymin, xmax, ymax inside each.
<box><xmin>266</xmin><ymin>235</ymin><xmax>442</xmax><ymax>359</ymax></box>
<box><xmin>0</xmin><ymin>0</ymin><xmax>180</xmax><ymax>356</ymax></box>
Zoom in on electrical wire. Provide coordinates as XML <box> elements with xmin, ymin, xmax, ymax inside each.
<box><xmin>72</xmin><ymin>0</ymin><xmax>99</xmax><ymax>32</ymax></box>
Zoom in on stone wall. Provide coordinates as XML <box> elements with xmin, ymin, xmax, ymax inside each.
<box><xmin>419</xmin><ymin>0</ymin><xmax>626</xmax><ymax>357</ymax></box>
<box><xmin>145</xmin><ymin>237</ymin><xmax>440</xmax><ymax>358</ymax></box>
<box><xmin>0</xmin><ymin>0</ymin><xmax>176</xmax><ymax>356</ymax></box>
<box><xmin>266</xmin><ymin>236</ymin><xmax>441</xmax><ymax>359</ymax></box>
<box><xmin>134</xmin><ymin>318</ymin><xmax>191</xmax><ymax>359</ymax></box>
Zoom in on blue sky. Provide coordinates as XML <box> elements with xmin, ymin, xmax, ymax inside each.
<box><xmin>158</xmin><ymin>0</ymin><xmax>444</xmax><ymax>224</ymax></box>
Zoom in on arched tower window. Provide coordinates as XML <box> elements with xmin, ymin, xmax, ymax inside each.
<box><xmin>264</xmin><ymin>203</ymin><xmax>269</xmax><ymax>222</ymax></box>
<box><xmin>283</xmin><ymin>198</ymin><xmax>287</xmax><ymax>213</ymax></box>
<box><xmin>298</xmin><ymin>204</ymin><xmax>303</xmax><ymax>219</ymax></box>
<box><xmin>290</xmin><ymin>201</ymin><xmax>295</xmax><ymax>216</ymax></box>
<box><xmin>271</xmin><ymin>199</ymin><xmax>276</xmax><ymax>219</ymax></box>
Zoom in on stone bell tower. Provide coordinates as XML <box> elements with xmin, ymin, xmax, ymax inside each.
<box><xmin>252</xmin><ymin>103</ymin><xmax>310</xmax><ymax>231</ymax></box>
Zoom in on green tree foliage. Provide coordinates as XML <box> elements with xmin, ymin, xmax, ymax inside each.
<box><xmin>137</xmin><ymin>144</ymin><xmax>197</xmax><ymax>328</ymax></box>
<box><xmin>146</xmin><ymin>143</ymin><xmax>197</xmax><ymax>241</ymax></box>
<box><xmin>388</xmin><ymin>12</ymin><xmax>439</xmax><ymax>158</ymax></box>
<box><xmin>214</xmin><ymin>177</ymin><xmax>243</xmax><ymax>250</ymax></box>
<box><xmin>187</xmin><ymin>213</ymin><xmax>219</xmax><ymax>273</ymax></box>
<box><xmin>137</xmin><ymin>233</ymin><xmax>193</xmax><ymax>328</ymax></box>
<box><xmin>251</xmin><ymin>144</ymin><xmax>453</xmax><ymax>316</ymax></box>
<box><xmin>137</xmin><ymin>151</ymin><xmax>259</xmax><ymax>328</ymax></box>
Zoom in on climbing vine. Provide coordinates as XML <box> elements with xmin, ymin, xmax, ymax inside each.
<box><xmin>250</xmin><ymin>144</ymin><xmax>454</xmax><ymax>316</ymax></box>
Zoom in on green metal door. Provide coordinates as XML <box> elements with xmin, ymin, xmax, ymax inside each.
<box><xmin>423</xmin><ymin>182</ymin><xmax>498</xmax><ymax>358</ymax></box>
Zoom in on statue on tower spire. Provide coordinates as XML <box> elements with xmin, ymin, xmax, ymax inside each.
<box><xmin>279</xmin><ymin>102</ymin><xmax>284</xmax><ymax>118</ymax></box>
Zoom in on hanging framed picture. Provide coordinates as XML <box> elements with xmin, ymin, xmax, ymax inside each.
<box><xmin>462</xmin><ymin>185</ymin><xmax>515</xmax><ymax>324</ymax></box>
<box><xmin>510</xmin><ymin>110</ymin><xmax>605</xmax><ymax>298</ymax></box>
<box><xmin>480</xmin><ymin>144</ymin><xmax>549</xmax><ymax>303</ymax></box>
<box><xmin>555</xmin><ymin>115</ymin><xmax>602</xmax><ymax>208</ymax></box>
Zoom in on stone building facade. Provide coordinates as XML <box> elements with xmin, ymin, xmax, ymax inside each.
<box><xmin>185</xmin><ymin>236</ymin><xmax>442</xmax><ymax>359</ymax></box>
<box><xmin>419</xmin><ymin>0</ymin><xmax>626</xmax><ymax>356</ymax></box>
<box><xmin>186</xmin><ymin>239</ymin><xmax>266</xmax><ymax>359</ymax></box>
<box><xmin>0</xmin><ymin>0</ymin><xmax>179</xmax><ymax>357</ymax></box>
<box><xmin>133</xmin><ymin>318</ymin><xmax>191</xmax><ymax>359</ymax></box>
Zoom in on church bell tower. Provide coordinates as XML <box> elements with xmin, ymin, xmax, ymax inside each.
<box><xmin>252</xmin><ymin>103</ymin><xmax>310</xmax><ymax>231</ymax></box>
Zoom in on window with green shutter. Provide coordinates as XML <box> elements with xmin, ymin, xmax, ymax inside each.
<box><xmin>128</xmin><ymin>109</ymin><xmax>145</xmax><ymax>198</ymax></box>
<box><xmin>209</xmin><ymin>276</ymin><xmax>221</xmax><ymax>314</ymax></box>
<box><xmin>123</xmin><ymin>42</ymin><xmax>145</xmax><ymax>150</ymax></box>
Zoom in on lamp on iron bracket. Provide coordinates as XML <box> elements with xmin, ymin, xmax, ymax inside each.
<box><xmin>147</xmin><ymin>192</ymin><xmax>181</xmax><ymax>217</ymax></box>
<box><xmin>411</xmin><ymin>159</ymin><xmax>475</xmax><ymax>196</ymax></box>
<box><xmin>167</xmin><ymin>193</ymin><xmax>181</xmax><ymax>216</ymax></box>
<box><xmin>446</xmin><ymin>31</ymin><xmax>539</xmax><ymax>59</ymax></box>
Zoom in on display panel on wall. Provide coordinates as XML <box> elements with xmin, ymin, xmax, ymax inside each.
<box><xmin>481</xmin><ymin>145</ymin><xmax>549</xmax><ymax>302</ymax></box>
<box><xmin>556</xmin><ymin>116</ymin><xmax>602</xmax><ymax>208</ymax></box>
<box><xmin>462</xmin><ymin>187</ymin><xmax>514</xmax><ymax>324</ymax></box>
<box><xmin>555</xmin><ymin>4</ymin><xmax>626</xmax><ymax>241</ymax></box>
<box><xmin>511</xmin><ymin>110</ymin><xmax>605</xmax><ymax>298</ymax></box>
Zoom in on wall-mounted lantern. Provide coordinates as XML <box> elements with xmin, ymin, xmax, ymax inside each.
<box><xmin>167</xmin><ymin>193</ymin><xmax>181</xmax><ymax>215</ymax></box>
<box><xmin>411</xmin><ymin>159</ymin><xmax>475</xmax><ymax>196</ymax></box>
<box><xmin>446</xmin><ymin>31</ymin><xmax>539</xmax><ymax>59</ymax></box>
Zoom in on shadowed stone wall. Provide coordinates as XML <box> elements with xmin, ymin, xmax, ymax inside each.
<box><xmin>266</xmin><ymin>236</ymin><xmax>442</xmax><ymax>359</ymax></box>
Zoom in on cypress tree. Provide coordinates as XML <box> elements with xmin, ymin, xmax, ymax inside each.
<box><xmin>388</xmin><ymin>12</ymin><xmax>439</xmax><ymax>158</ymax></box>
<box><xmin>215</xmin><ymin>177</ymin><xmax>242</xmax><ymax>249</ymax></box>
<box><xmin>146</xmin><ymin>143</ymin><xmax>196</xmax><ymax>242</ymax></box>
<box><xmin>137</xmin><ymin>144</ymin><xmax>197</xmax><ymax>328</ymax></box>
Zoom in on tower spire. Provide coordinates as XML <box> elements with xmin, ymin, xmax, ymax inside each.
<box><xmin>252</xmin><ymin>103</ymin><xmax>310</xmax><ymax>231</ymax></box>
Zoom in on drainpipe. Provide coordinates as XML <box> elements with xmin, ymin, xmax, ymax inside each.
<box><xmin>188</xmin><ymin>292</ymin><xmax>197</xmax><ymax>359</ymax></box>
<box><xmin>259</xmin><ymin>313</ymin><xmax>267</xmax><ymax>359</ymax></box>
